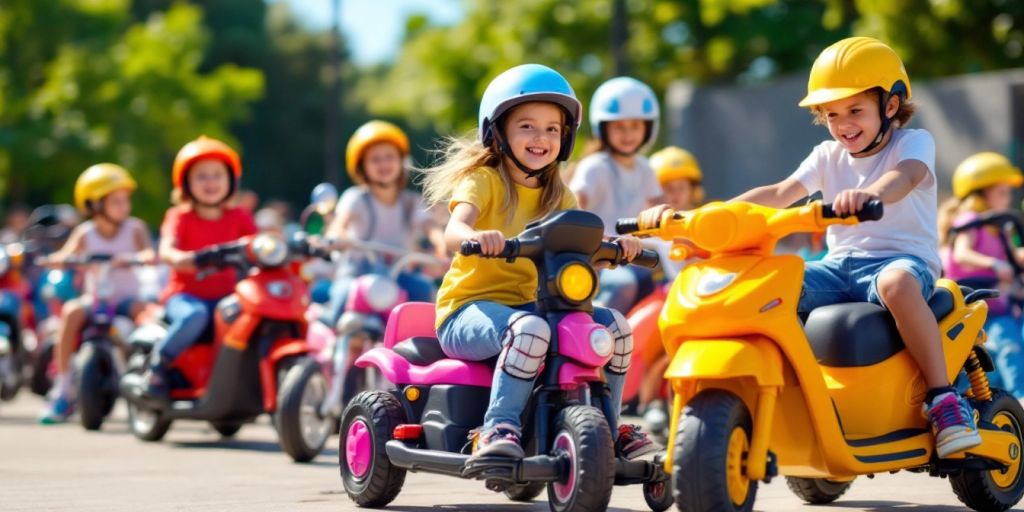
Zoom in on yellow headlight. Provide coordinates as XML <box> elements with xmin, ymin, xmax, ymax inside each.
<box><xmin>557</xmin><ymin>263</ymin><xmax>595</xmax><ymax>303</ymax></box>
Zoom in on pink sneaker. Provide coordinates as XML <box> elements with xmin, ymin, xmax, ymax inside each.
<box><xmin>923</xmin><ymin>392</ymin><xmax>982</xmax><ymax>458</ymax></box>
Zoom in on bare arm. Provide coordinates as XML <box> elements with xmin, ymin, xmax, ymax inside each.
<box><xmin>131</xmin><ymin>221</ymin><xmax>156</xmax><ymax>264</ymax></box>
<box><xmin>832</xmin><ymin>159</ymin><xmax>929</xmax><ymax>215</ymax></box>
<box><xmin>732</xmin><ymin>179</ymin><xmax>809</xmax><ymax>208</ymax></box>
<box><xmin>952</xmin><ymin>231</ymin><xmax>1003</xmax><ymax>269</ymax></box>
<box><xmin>447</xmin><ymin>203</ymin><xmax>505</xmax><ymax>256</ymax></box>
<box><xmin>158</xmin><ymin>235</ymin><xmax>194</xmax><ymax>271</ymax></box>
<box><xmin>574</xmin><ymin>190</ymin><xmax>589</xmax><ymax>210</ymax></box>
<box><xmin>45</xmin><ymin>225</ymin><xmax>86</xmax><ymax>264</ymax></box>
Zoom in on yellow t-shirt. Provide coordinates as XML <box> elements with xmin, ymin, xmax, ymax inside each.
<box><xmin>435</xmin><ymin>166</ymin><xmax>576</xmax><ymax>328</ymax></box>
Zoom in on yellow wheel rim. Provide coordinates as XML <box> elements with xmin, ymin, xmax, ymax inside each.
<box><xmin>990</xmin><ymin>411</ymin><xmax>1023</xmax><ymax>489</ymax></box>
<box><xmin>726</xmin><ymin>427</ymin><xmax>750</xmax><ymax>506</ymax></box>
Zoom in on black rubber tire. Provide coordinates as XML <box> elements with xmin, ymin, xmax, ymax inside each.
<box><xmin>546</xmin><ymin>405</ymin><xmax>615</xmax><ymax>512</ymax></box>
<box><xmin>673</xmin><ymin>389</ymin><xmax>757</xmax><ymax>512</ymax></box>
<box><xmin>951</xmin><ymin>389</ymin><xmax>1024</xmax><ymax>511</ymax></box>
<box><xmin>76</xmin><ymin>341</ymin><xmax>117</xmax><ymax>431</ymax></box>
<box><xmin>0</xmin><ymin>353</ymin><xmax>22</xmax><ymax>401</ymax></box>
<box><xmin>785</xmin><ymin>477</ymin><xmax>853</xmax><ymax>504</ymax></box>
<box><xmin>126</xmin><ymin>400</ymin><xmax>172</xmax><ymax>442</ymax></box>
<box><xmin>276</xmin><ymin>357</ymin><xmax>331</xmax><ymax>463</ymax></box>
<box><xmin>211</xmin><ymin>421</ymin><xmax>243</xmax><ymax>438</ymax></box>
<box><xmin>504</xmin><ymin>434</ymin><xmax>544</xmax><ymax>502</ymax></box>
<box><xmin>643</xmin><ymin>477</ymin><xmax>674</xmax><ymax>511</ymax></box>
<box><xmin>29</xmin><ymin>340</ymin><xmax>55</xmax><ymax>397</ymax></box>
<box><xmin>339</xmin><ymin>390</ymin><xmax>407</xmax><ymax>507</ymax></box>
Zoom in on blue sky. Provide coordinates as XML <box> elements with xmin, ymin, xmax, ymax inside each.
<box><xmin>274</xmin><ymin>0</ymin><xmax>464</xmax><ymax>64</ymax></box>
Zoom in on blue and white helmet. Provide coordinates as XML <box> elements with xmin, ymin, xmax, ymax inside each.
<box><xmin>478</xmin><ymin>64</ymin><xmax>583</xmax><ymax>162</ymax></box>
<box><xmin>589</xmin><ymin>76</ymin><xmax>660</xmax><ymax>148</ymax></box>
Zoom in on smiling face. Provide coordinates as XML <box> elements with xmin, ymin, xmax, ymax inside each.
<box><xmin>662</xmin><ymin>178</ymin><xmax>695</xmax><ymax>210</ymax></box>
<box><xmin>100</xmin><ymin>188</ymin><xmax>132</xmax><ymax>222</ymax></box>
<box><xmin>604</xmin><ymin>119</ymin><xmax>647</xmax><ymax>154</ymax></box>
<box><xmin>819</xmin><ymin>91</ymin><xmax>898</xmax><ymax>154</ymax></box>
<box><xmin>187</xmin><ymin>158</ymin><xmax>232</xmax><ymax>204</ymax></box>
<box><xmin>502</xmin><ymin>102</ymin><xmax>565</xmax><ymax>171</ymax></box>
<box><xmin>361</xmin><ymin>142</ymin><xmax>403</xmax><ymax>186</ymax></box>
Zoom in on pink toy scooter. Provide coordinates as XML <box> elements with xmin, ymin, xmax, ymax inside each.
<box><xmin>306</xmin><ymin>240</ymin><xmax>443</xmax><ymax>420</ymax></box>
<box><xmin>337</xmin><ymin>210</ymin><xmax>672</xmax><ymax>512</ymax></box>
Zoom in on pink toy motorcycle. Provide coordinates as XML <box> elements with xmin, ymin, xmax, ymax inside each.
<box><xmin>337</xmin><ymin>210</ymin><xmax>672</xmax><ymax>512</ymax></box>
<box><xmin>306</xmin><ymin>239</ymin><xmax>443</xmax><ymax>420</ymax></box>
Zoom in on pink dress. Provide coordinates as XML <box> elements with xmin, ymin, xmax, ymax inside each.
<box><xmin>941</xmin><ymin>211</ymin><xmax>1010</xmax><ymax>314</ymax></box>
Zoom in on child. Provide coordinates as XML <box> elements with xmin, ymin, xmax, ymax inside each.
<box><xmin>643</xmin><ymin>37</ymin><xmax>980</xmax><ymax>459</ymax></box>
<box><xmin>321</xmin><ymin>120</ymin><xmax>444</xmax><ymax>328</ymax></box>
<box><xmin>569</xmin><ymin>77</ymin><xmax>664</xmax><ymax>313</ymax></box>
<box><xmin>38</xmin><ymin>164</ymin><xmax>154</xmax><ymax>423</ymax></box>
<box><xmin>143</xmin><ymin>136</ymin><xmax>257</xmax><ymax>400</ymax></box>
<box><xmin>940</xmin><ymin>152</ymin><xmax>1024</xmax><ymax>397</ymax></box>
<box><xmin>422</xmin><ymin>64</ymin><xmax>656</xmax><ymax>460</ymax></box>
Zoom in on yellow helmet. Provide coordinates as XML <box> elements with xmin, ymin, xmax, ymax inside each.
<box><xmin>74</xmin><ymin>163</ymin><xmax>137</xmax><ymax>212</ymax></box>
<box><xmin>650</xmin><ymin>146</ymin><xmax>704</xmax><ymax>203</ymax></box>
<box><xmin>345</xmin><ymin>120</ymin><xmax>410</xmax><ymax>184</ymax></box>
<box><xmin>799</xmin><ymin>37</ymin><xmax>911</xmax><ymax>108</ymax></box>
<box><xmin>952</xmin><ymin>152</ymin><xmax>1022</xmax><ymax>199</ymax></box>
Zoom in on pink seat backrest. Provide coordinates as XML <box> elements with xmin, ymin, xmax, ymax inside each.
<box><xmin>381</xmin><ymin>302</ymin><xmax>437</xmax><ymax>349</ymax></box>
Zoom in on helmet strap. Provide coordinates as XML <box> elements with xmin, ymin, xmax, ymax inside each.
<box><xmin>851</xmin><ymin>87</ymin><xmax>903</xmax><ymax>157</ymax></box>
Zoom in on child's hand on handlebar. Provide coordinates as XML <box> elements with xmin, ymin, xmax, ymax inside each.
<box><xmin>615</xmin><ymin>235</ymin><xmax>643</xmax><ymax>261</ymax></box>
<box><xmin>832</xmin><ymin>189</ymin><xmax>879</xmax><ymax>217</ymax></box>
<box><xmin>639</xmin><ymin>204</ymin><xmax>671</xmax><ymax>230</ymax></box>
<box><xmin>472</xmin><ymin>230</ymin><xmax>505</xmax><ymax>256</ymax></box>
<box><xmin>171</xmin><ymin>251</ymin><xmax>196</xmax><ymax>271</ymax></box>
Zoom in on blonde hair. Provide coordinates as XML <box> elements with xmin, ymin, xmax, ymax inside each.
<box><xmin>937</xmin><ymin>193</ymin><xmax>988</xmax><ymax>245</ymax></box>
<box><xmin>422</xmin><ymin>131</ymin><xmax>567</xmax><ymax>224</ymax></box>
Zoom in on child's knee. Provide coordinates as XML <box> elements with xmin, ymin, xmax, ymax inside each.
<box><xmin>498</xmin><ymin>313</ymin><xmax>550</xmax><ymax>380</ymax></box>
<box><xmin>605</xmin><ymin>309</ymin><xmax>634</xmax><ymax>374</ymax></box>
<box><xmin>877</xmin><ymin>269</ymin><xmax>921</xmax><ymax>305</ymax></box>
<box><xmin>61</xmin><ymin>299</ymin><xmax>88</xmax><ymax>318</ymax></box>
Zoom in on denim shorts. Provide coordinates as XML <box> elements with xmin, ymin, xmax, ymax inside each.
<box><xmin>798</xmin><ymin>255</ymin><xmax>935</xmax><ymax>314</ymax></box>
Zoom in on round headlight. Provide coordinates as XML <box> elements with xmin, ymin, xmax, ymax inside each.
<box><xmin>252</xmin><ymin>234</ymin><xmax>288</xmax><ymax>267</ymax></box>
<box><xmin>556</xmin><ymin>263</ymin><xmax>595</xmax><ymax>303</ymax></box>
<box><xmin>589</xmin><ymin>327</ymin><xmax>614</xmax><ymax>358</ymax></box>
<box><xmin>0</xmin><ymin>251</ymin><xmax>9</xmax><ymax>277</ymax></box>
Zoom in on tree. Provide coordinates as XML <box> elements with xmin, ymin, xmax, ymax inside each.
<box><xmin>0</xmin><ymin>0</ymin><xmax>263</xmax><ymax>224</ymax></box>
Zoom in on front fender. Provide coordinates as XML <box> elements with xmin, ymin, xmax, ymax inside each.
<box><xmin>665</xmin><ymin>337</ymin><xmax>783</xmax><ymax>386</ymax></box>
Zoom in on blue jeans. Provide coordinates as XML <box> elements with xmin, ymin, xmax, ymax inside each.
<box><xmin>983</xmin><ymin>314</ymin><xmax>1024</xmax><ymax>398</ymax></box>
<box><xmin>156</xmin><ymin>293</ymin><xmax>220</xmax><ymax>363</ymax></box>
<box><xmin>798</xmin><ymin>256</ymin><xmax>934</xmax><ymax>313</ymax></box>
<box><xmin>437</xmin><ymin>301</ymin><xmax>627</xmax><ymax>431</ymax></box>
<box><xmin>324</xmin><ymin>260</ymin><xmax>435</xmax><ymax>327</ymax></box>
<box><xmin>596</xmin><ymin>265</ymin><xmax>655</xmax><ymax>313</ymax></box>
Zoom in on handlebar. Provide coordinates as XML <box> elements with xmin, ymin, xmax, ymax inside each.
<box><xmin>460</xmin><ymin>239</ymin><xmax>659</xmax><ymax>269</ymax></box>
<box><xmin>821</xmin><ymin>199</ymin><xmax>884</xmax><ymax>222</ymax></box>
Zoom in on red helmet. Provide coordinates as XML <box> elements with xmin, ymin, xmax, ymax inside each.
<box><xmin>172</xmin><ymin>135</ymin><xmax>242</xmax><ymax>191</ymax></box>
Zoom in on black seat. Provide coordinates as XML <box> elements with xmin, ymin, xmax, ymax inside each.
<box><xmin>804</xmin><ymin>287</ymin><xmax>955</xmax><ymax>367</ymax></box>
<box><xmin>393</xmin><ymin>336</ymin><xmax>449</xmax><ymax>366</ymax></box>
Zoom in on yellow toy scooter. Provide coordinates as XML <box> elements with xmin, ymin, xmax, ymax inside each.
<box><xmin>617</xmin><ymin>200</ymin><xmax>1024</xmax><ymax>512</ymax></box>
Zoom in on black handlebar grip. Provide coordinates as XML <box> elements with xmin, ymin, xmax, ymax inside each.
<box><xmin>459</xmin><ymin>241</ymin><xmax>482</xmax><ymax>256</ymax></box>
<box><xmin>821</xmin><ymin>199</ymin><xmax>884</xmax><ymax>221</ymax></box>
<box><xmin>857</xmin><ymin>199</ymin><xmax>884</xmax><ymax>222</ymax></box>
<box><xmin>630</xmin><ymin>249</ymin><xmax>660</xmax><ymax>269</ymax></box>
<box><xmin>615</xmin><ymin>218</ymin><xmax>640</xmax><ymax>235</ymax></box>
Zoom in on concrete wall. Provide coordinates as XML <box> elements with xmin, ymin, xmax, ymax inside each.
<box><xmin>665</xmin><ymin>68</ymin><xmax>1024</xmax><ymax>202</ymax></box>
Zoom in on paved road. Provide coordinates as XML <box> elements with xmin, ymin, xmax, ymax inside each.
<box><xmin>0</xmin><ymin>392</ymin><xmax>1017</xmax><ymax>511</ymax></box>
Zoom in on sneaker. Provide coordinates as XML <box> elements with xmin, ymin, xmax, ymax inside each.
<box><xmin>924</xmin><ymin>392</ymin><xmax>982</xmax><ymax>458</ymax></box>
<box><xmin>142</xmin><ymin>364</ymin><xmax>170</xmax><ymax>402</ymax></box>
<box><xmin>471</xmin><ymin>423</ymin><xmax>525</xmax><ymax>459</ymax></box>
<box><xmin>39</xmin><ymin>395</ymin><xmax>75</xmax><ymax>424</ymax></box>
<box><xmin>618</xmin><ymin>423</ymin><xmax>661</xmax><ymax>460</ymax></box>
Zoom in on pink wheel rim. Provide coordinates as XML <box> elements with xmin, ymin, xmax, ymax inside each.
<box><xmin>345</xmin><ymin>419</ymin><xmax>372</xmax><ymax>478</ymax></box>
<box><xmin>552</xmin><ymin>432</ymin><xmax>577</xmax><ymax>503</ymax></box>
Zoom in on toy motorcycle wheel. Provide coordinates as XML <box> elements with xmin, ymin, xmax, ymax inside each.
<box><xmin>276</xmin><ymin>357</ymin><xmax>331</xmax><ymax>462</ymax></box>
<box><xmin>643</xmin><ymin>454</ymin><xmax>674</xmax><ymax>512</ymax></box>
<box><xmin>127</xmin><ymin>400</ymin><xmax>172</xmax><ymax>442</ymax></box>
<box><xmin>0</xmin><ymin>351</ymin><xmax>22</xmax><ymax>401</ymax></box>
<box><xmin>339</xmin><ymin>390</ymin><xmax>406</xmax><ymax>507</ymax></box>
<box><xmin>547</xmin><ymin>405</ymin><xmax>615</xmax><ymax>512</ymax></box>
<box><xmin>785</xmin><ymin>477</ymin><xmax>853</xmax><ymax>504</ymax></box>
<box><xmin>76</xmin><ymin>341</ymin><xmax>118</xmax><ymax>431</ymax></box>
<box><xmin>951</xmin><ymin>390</ymin><xmax>1024</xmax><ymax>510</ymax></box>
<box><xmin>673</xmin><ymin>389</ymin><xmax>756</xmax><ymax>512</ymax></box>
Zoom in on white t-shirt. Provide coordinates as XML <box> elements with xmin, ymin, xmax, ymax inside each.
<box><xmin>335</xmin><ymin>186</ymin><xmax>432</xmax><ymax>252</ymax></box>
<box><xmin>569</xmin><ymin>152</ymin><xmax>663</xmax><ymax>236</ymax></box>
<box><xmin>789</xmin><ymin>128</ymin><xmax>940</xmax><ymax>279</ymax></box>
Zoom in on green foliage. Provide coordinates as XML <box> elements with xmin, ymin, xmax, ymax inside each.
<box><xmin>0</xmin><ymin>0</ymin><xmax>263</xmax><ymax>224</ymax></box>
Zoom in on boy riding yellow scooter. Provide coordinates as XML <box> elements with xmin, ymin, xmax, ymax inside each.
<box><xmin>621</xmin><ymin>37</ymin><xmax>1024</xmax><ymax>512</ymax></box>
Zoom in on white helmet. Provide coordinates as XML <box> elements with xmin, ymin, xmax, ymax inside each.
<box><xmin>589</xmin><ymin>76</ymin><xmax>660</xmax><ymax>150</ymax></box>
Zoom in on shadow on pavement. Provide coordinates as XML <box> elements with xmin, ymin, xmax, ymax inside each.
<box><xmin>387</xmin><ymin>505</ymin><xmax>641</xmax><ymax>512</ymax></box>
<box><xmin>826</xmin><ymin>501</ymin><xmax>984</xmax><ymax>511</ymax></box>
<box><xmin>172</xmin><ymin>439</ymin><xmax>283</xmax><ymax>453</ymax></box>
